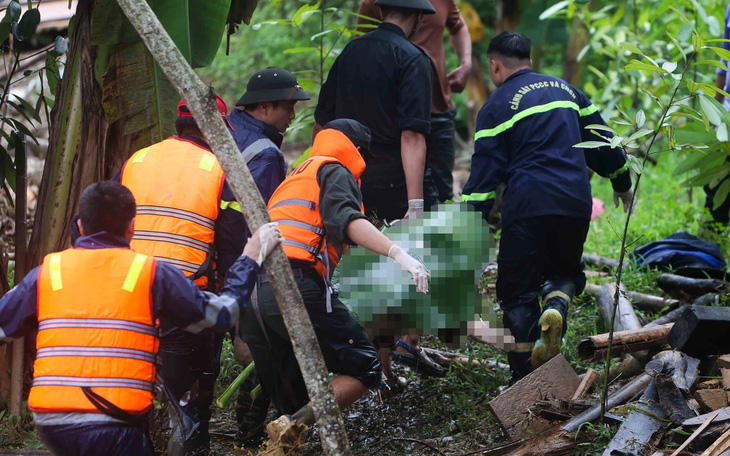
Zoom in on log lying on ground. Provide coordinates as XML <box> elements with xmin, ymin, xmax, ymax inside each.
<box><xmin>582</xmin><ymin>253</ymin><xmax>618</xmax><ymax>271</ymax></box>
<box><xmin>657</xmin><ymin>273</ymin><xmax>727</xmax><ymax>297</ymax></box>
<box><xmin>562</xmin><ymin>373</ymin><xmax>653</xmax><ymax>432</ymax></box>
<box><xmin>584</xmin><ymin>283</ymin><xmax>680</xmax><ymax>313</ymax></box>
<box><xmin>646</xmin><ymin>304</ymin><xmax>690</xmax><ymax>327</ymax></box>
<box><xmin>577</xmin><ymin>324</ymin><xmax>673</xmax><ymax>362</ymax></box>
<box><xmin>421</xmin><ymin>347</ymin><xmax>510</xmax><ymax>371</ymax></box>
<box><xmin>594</xmin><ymin>283</ymin><xmax>643</xmax><ymax>332</ymax></box>
<box><xmin>603</xmin><ymin>379</ymin><xmax>666</xmax><ymax>456</ymax></box>
<box><xmin>656</xmin><ymin>373</ymin><xmax>695</xmax><ymax>425</ymax></box>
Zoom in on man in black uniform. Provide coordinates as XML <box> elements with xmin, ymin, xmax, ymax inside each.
<box><xmin>462</xmin><ymin>33</ymin><xmax>634</xmax><ymax>381</ymax></box>
<box><xmin>314</xmin><ymin>0</ymin><xmax>438</xmax><ymax>223</ymax></box>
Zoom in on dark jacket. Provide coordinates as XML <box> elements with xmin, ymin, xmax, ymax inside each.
<box><xmin>462</xmin><ymin>69</ymin><xmax>631</xmax><ymax>226</ymax></box>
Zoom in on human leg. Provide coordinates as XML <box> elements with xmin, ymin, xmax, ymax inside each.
<box><xmin>37</xmin><ymin>422</ymin><xmax>153</xmax><ymax>456</ymax></box>
<box><xmin>496</xmin><ymin>217</ymin><xmax>549</xmax><ymax>381</ymax></box>
<box><xmin>425</xmin><ymin>110</ymin><xmax>456</xmax><ymax>203</ymax></box>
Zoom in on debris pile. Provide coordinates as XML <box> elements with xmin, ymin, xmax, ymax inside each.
<box><xmin>476</xmin><ymin>253</ymin><xmax>730</xmax><ymax>456</ymax></box>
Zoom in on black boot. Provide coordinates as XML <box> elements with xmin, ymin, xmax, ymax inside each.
<box><xmin>235</xmin><ymin>373</ymin><xmax>270</xmax><ymax>448</ymax></box>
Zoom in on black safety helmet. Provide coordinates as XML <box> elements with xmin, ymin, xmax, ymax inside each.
<box><xmin>374</xmin><ymin>0</ymin><xmax>436</xmax><ymax>14</ymax></box>
<box><xmin>236</xmin><ymin>67</ymin><xmax>311</xmax><ymax>107</ymax></box>
<box><xmin>323</xmin><ymin>119</ymin><xmax>375</xmax><ymax>160</ymax></box>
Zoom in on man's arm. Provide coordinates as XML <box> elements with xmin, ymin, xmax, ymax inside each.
<box><xmin>446</xmin><ymin>13</ymin><xmax>472</xmax><ymax>94</ymax></box>
<box><xmin>0</xmin><ymin>267</ymin><xmax>40</xmax><ymax>343</ymax></box>
<box><xmin>216</xmin><ymin>180</ymin><xmax>248</xmax><ymax>279</ymax></box>
<box><xmin>717</xmin><ymin>73</ymin><xmax>727</xmax><ymax>104</ymax></box>
<box><xmin>401</xmin><ymin>130</ymin><xmax>426</xmax><ymax>202</ymax></box>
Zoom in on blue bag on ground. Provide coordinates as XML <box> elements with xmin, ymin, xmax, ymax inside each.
<box><xmin>632</xmin><ymin>232</ymin><xmax>726</xmax><ymax>279</ymax></box>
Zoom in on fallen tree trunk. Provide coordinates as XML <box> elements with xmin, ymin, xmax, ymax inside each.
<box><xmin>421</xmin><ymin>347</ymin><xmax>509</xmax><ymax>370</ymax></box>
<box><xmin>603</xmin><ymin>379</ymin><xmax>666</xmax><ymax>456</ymax></box>
<box><xmin>114</xmin><ymin>1</ymin><xmax>351</xmax><ymax>453</ymax></box>
<box><xmin>584</xmin><ymin>283</ymin><xmax>679</xmax><ymax>313</ymax></box>
<box><xmin>562</xmin><ymin>373</ymin><xmax>653</xmax><ymax>432</ymax></box>
<box><xmin>656</xmin><ymin>373</ymin><xmax>695</xmax><ymax>426</ymax></box>
<box><xmin>594</xmin><ymin>283</ymin><xmax>643</xmax><ymax>332</ymax></box>
<box><xmin>582</xmin><ymin>253</ymin><xmax>618</xmax><ymax>271</ymax></box>
<box><xmin>657</xmin><ymin>274</ymin><xmax>727</xmax><ymax>297</ymax></box>
<box><xmin>646</xmin><ymin>304</ymin><xmax>690</xmax><ymax>327</ymax></box>
<box><xmin>577</xmin><ymin>324</ymin><xmax>673</xmax><ymax>362</ymax></box>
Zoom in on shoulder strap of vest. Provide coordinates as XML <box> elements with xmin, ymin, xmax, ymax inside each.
<box><xmin>241</xmin><ymin>137</ymin><xmax>277</xmax><ymax>163</ymax></box>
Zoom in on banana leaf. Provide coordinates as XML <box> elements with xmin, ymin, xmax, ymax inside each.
<box><xmin>337</xmin><ymin>204</ymin><xmax>494</xmax><ymax>346</ymax></box>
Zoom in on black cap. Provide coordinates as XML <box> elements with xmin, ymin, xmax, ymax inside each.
<box><xmin>323</xmin><ymin>119</ymin><xmax>374</xmax><ymax>158</ymax></box>
<box><xmin>236</xmin><ymin>67</ymin><xmax>311</xmax><ymax>106</ymax></box>
<box><xmin>374</xmin><ymin>0</ymin><xmax>436</xmax><ymax>14</ymax></box>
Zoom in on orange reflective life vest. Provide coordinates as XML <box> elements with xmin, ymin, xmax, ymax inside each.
<box><xmin>121</xmin><ymin>137</ymin><xmax>225</xmax><ymax>289</ymax></box>
<box><xmin>29</xmin><ymin>248</ymin><xmax>158</xmax><ymax>416</ymax></box>
<box><xmin>268</xmin><ymin>129</ymin><xmax>366</xmax><ymax>282</ymax></box>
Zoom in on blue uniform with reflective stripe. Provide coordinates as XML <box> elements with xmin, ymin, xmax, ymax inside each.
<box><xmin>462</xmin><ymin>68</ymin><xmax>631</xmax><ymax>226</ymax></box>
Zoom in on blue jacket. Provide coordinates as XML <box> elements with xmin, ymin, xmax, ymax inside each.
<box><xmin>462</xmin><ymin>69</ymin><xmax>631</xmax><ymax>226</ymax></box>
<box><xmin>0</xmin><ymin>232</ymin><xmax>259</xmax><ymax>426</ymax></box>
<box><xmin>228</xmin><ymin>109</ymin><xmax>287</xmax><ymax>204</ymax></box>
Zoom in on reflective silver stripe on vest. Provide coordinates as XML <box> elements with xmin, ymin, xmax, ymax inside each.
<box><xmin>269</xmin><ymin>199</ymin><xmax>316</xmax><ymax>211</ymax></box>
<box><xmin>38</xmin><ymin>318</ymin><xmax>157</xmax><ymax>337</ymax></box>
<box><xmin>276</xmin><ymin>219</ymin><xmax>325</xmax><ymax>236</ymax></box>
<box><xmin>37</xmin><ymin>346</ymin><xmax>157</xmax><ymax>363</ymax></box>
<box><xmin>133</xmin><ymin>230</ymin><xmax>210</xmax><ymax>252</ymax></box>
<box><xmin>33</xmin><ymin>376</ymin><xmax>154</xmax><ymax>392</ymax></box>
<box><xmin>154</xmin><ymin>256</ymin><xmax>200</xmax><ymax>274</ymax></box>
<box><xmin>241</xmin><ymin>138</ymin><xmax>277</xmax><ymax>163</ymax></box>
<box><xmin>282</xmin><ymin>239</ymin><xmax>319</xmax><ymax>255</ymax></box>
<box><xmin>136</xmin><ymin>205</ymin><xmax>215</xmax><ymax>230</ymax></box>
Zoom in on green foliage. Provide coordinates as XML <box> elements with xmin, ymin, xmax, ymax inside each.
<box><xmin>0</xmin><ymin>402</ymin><xmax>43</xmax><ymax>449</ymax></box>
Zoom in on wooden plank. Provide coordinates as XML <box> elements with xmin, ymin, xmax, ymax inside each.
<box><xmin>577</xmin><ymin>324</ymin><xmax>673</xmax><ymax>362</ymax></box>
<box><xmin>604</xmin><ymin>379</ymin><xmax>666</xmax><ymax>456</ymax></box>
<box><xmin>684</xmin><ymin>406</ymin><xmax>730</xmax><ymax>427</ymax></box>
<box><xmin>488</xmin><ymin>354</ymin><xmax>579</xmax><ymax>439</ymax></box>
<box><xmin>668</xmin><ymin>306</ymin><xmax>730</xmax><ymax>357</ymax></box>
<box><xmin>670</xmin><ymin>410</ymin><xmax>720</xmax><ymax>456</ymax></box>
<box><xmin>701</xmin><ymin>426</ymin><xmax>730</xmax><ymax>456</ymax></box>
<box><xmin>571</xmin><ymin>368</ymin><xmax>597</xmax><ymax>400</ymax></box>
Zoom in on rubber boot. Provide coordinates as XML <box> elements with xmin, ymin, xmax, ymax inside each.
<box><xmin>531</xmin><ymin>295</ymin><xmax>569</xmax><ymax>370</ymax></box>
<box><xmin>235</xmin><ymin>373</ymin><xmax>269</xmax><ymax>448</ymax></box>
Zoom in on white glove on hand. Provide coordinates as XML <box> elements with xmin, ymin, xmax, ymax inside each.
<box><xmin>613</xmin><ymin>189</ymin><xmax>635</xmax><ymax>215</ymax></box>
<box><xmin>388</xmin><ymin>244</ymin><xmax>430</xmax><ymax>294</ymax></box>
<box><xmin>243</xmin><ymin>222</ymin><xmax>283</xmax><ymax>267</ymax></box>
<box><xmin>403</xmin><ymin>199</ymin><xmax>424</xmax><ymax>220</ymax></box>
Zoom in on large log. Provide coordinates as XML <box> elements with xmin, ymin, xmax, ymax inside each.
<box><xmin>583</xmin><ymin>283</ymin><xmax>679</xmax><ymax>313</ymax></box>
<box><xmin>603</xmin><ymin>379</ymin><xmax>665</xmax><ymax>456</ymax></box>
<box><xmin>562</xmin><ymin>373</ymin><xmax>653</xmax><ymax>432</ymax></box>
<box><xmin>594</xmin><ymin>283</ymin><xmax>643</xmax><ymax>332</ymax></box>
<box><xmin>113</xmin><ymin>1</ymin><xmax>351</xmax><ymax>453</ymax></box>
<box><xmin>646</xmin><ymin>304</ymin><xmax>690</xmax><ymax>327</ymax></box>
<box><xmin>657</xmin><ymin>273</ymin><xmax>727</xmax><ymax>297</ymax></box>
<box><xmin>582</xmin><ymin>253</ymin><xmax>618</xmax><ymax>271</ymax></box>
<box><xmin>577</xmin><ymin>324</ymin><xmax>673</xmax><ymax>362</ymax></box>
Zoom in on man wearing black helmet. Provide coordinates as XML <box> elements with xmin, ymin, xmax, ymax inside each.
<box><xmin>225</xmin><ymin>67</ymin><xmax>310</xmax><ymax>448</ymax></box>
<box><xmin>314</xmin><ymin>0</ymin><xmax>438</xmax><ymax>223</ymax></box>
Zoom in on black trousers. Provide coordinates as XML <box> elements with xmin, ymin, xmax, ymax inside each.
<box><xmin>426</xmin><ymin>109</ymin><xmax>456</xmax><ymax>203</ymax></box>
<box><xmin>37</xmin><ymin>422</ymin><xmax>153</xmax><ymax>456</ymax></box>
<box><xmin>497</xmin><ymin>215</ymin><xmax>589</xmax><ymax>379</ymax></box>
<box><xmin>241</xmin><ymin>275</ymin><xmax>381</xmax><ymax>415</ymax></box>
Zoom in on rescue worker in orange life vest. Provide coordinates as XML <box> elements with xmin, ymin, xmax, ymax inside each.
<box><xmin>240</xmin><ymin>119</ymin><xmax>430</xmax><ymax>436</ymax></box>
<box><xmin>115</xmin><ymin>95</ymin><xmax>248</xmax><ymax>455</ymax></box>
<box><xmin>0</xmin><ymin>181</ymin><xmax>282</xmax><ymax>456</ymax></box>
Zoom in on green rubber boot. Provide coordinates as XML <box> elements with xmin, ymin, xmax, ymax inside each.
<box><xmin>531</xmin><ymin>309</ymin><xmax>563</xmax><ymax>369</ymax></box>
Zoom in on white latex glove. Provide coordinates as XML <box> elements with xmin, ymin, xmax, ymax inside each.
<box><xmin>403</xmin><ymin>199</ymin><xmax>424</xmax><ymax>220</ymax></box>
<box><xmin>243</xmin><ymin>222</ymin><xmax>283</xmax><ymax>266</ymax></box>
<box><xmin>388</xmin><ymin>244</ymin><xmax>430</xmax><ymax>294</ymax></box>
<box><xmin>613</xmin><ymin>189</ymin><xmax>635</xmax><ymax>215</ymax></box>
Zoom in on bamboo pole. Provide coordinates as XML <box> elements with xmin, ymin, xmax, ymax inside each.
<box><xmin>112</xmin><ymin>2</ymin><xmax>350</xmax><ymax>453</ymax></box>
<box><xmin>576</xmin><ymin>324</ymin><xmax>673</xmax><ymax>362</ymax></box>
<box><xmin>10</xmin><ymin>133</ymin><xmax>27</xmax><ymax>417</ymax></box>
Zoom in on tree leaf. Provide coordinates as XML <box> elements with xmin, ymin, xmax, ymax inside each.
<box><xmin>539</xmin><ymin>0</ymin><xmax>570</xmax><ymax>20</ymax></box>
<box><xmin>627</xmin><ymin>129</ymin><xmax>653</xmax><ymax>142</ymax></box>
<box><xmin>626</xmin><ymin>154</ymin><xmax>643</xmax><ymax>174</ymax></box>
<box><xmin>669</xmin><ymin>6</ymin><xmax>697</xmax><ymax>35</ymax></box>
<box><xmin>666</xmin><ymin>125</ymin><xmax>676</xmax><ymax>150</ymax></box>
<box><xmin>713</xmin><ymin>177</ymin><xmax>730</xmax><ymax>210</ymax></box>
<box><xmin>717</xmin><ymin>123</ymin><xmax>729</xmax><ymax>143</ymax></box>
<box><xmin>635</xmin><ymin>110</ymin><xmax>646</xmax><ymax>128</ymax></box>
<box><xmin>44</xmin><ymin>51</ymin><xmax>59</xmax><ymax>95</ymax></box>
<box><xmin>661</xmin><ymin>61</ymin><xmax>677</xmax><ymax>73</ymax></box>
<box><xmin>625</xmin><ymin>59</ymin><xmax>668</xmax><ymax>73</ymax></box>
<box><xmin>699</xmin><ymin>93</ymin><xmax>722</xmax><ymax>126</ymax></box>
<box><xmin>291</xmin><ymin>2</ymin><xmax>320</xmax><ymax>27</ymax></box>
<box><xmin>619</xmin><ymin>42</ymin><xmax>643</xmax><ymax>55</ymax></box>
<box><xmin>610</xmin><ymin>135</ymin><xmax>623</xmax><ymax>148</ymax></box>
<box><xmin>16</xmin><ymin>8</ymin><xmax>39</xmax><ymax>41</ymax></box>
<box><xmin>7</xmin><ymin>1</ymin><xmax>20</xmax><ymax>22</ymax></box>
<box><xmin>53</xmin><ymin>35</ymin><xmax>67</xmax><ymax>55</ymax></box>
<box><xmin>585</xmin><ymin>124</ymin><xmax>615</xmax><ymax>134</ymax></box>
<box><xmin>574</xmin><ymin>141</ymin><xmax>610</xmax><ymax>149</ymax></box>
<box><xmin>666</xmin><ymin>31</ymin><xmax>686</xmax><ymax>63</ymax></box>
<box><xmin>708</xmin><ymin>46</ymin><xmax>730</xmax><ymax>62</ymax></box>
<box><xmin>692</xmin><ymin>33</ymin><xmax>704</xmax><ymax>51</ymax></box>
<box><xmin>692</xmin><ymin>60</ymin><xmax>727</xmax><ymax>72</ymax></box>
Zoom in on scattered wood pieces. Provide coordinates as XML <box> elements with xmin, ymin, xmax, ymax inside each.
<box><xmin>670</xmin><ymin>410</ymin><xmax>720</xmax><ymax>456</ymax></box>
<box><xmin>572</xmin><ymin>368</ymin><xmax>597</xmax><ymax>400</ymax></box>
<box><xmin>646</xmin><ymin>304</ymin><xmax>690</xmax><ymax>327</ymax></box>
<box><xmin>684</xmin><ymin>407</ymin><xmax>730</xmax><ymax>427</ymax></box>
<box><xmin>582</xmin><ymin>253</ymin><xmax>618</xmax><ymax>271</ymax></box>
<box><xmin>657</xmin><ymin>274</ymin><xmax>728</xmax><ymax>298</ymax></box>
<box><xmin>668</xmin><ymin>306</ymin><xmax>730</xmax><ymax>357</ymax></box>
<box><xmin>604</xmin><ymin>379</ymin><xmax>666</xmax><ymax>456</ymax></box>
<box><xmin>577</xmin><ymin>324</ymin><xmax>673</xmax><ymax>362</ymax></box>
<box><xmin>695</xmin><ymin>389</ymin><xmax>729</xmax><ymax>413</ymax></box>
<box><xmin>701</xmin><ymin>425</ymin><xmax>730</xmax><ymax>456</ymax></box>
<box><xmin>656</xmin><ymin>373</ymin><xmax>695</xmax><ymax>426</ymax></box>
<box><xmin>489</xmin><ymin>354</ymin><xmax>579</xmax><ymax>439</ymax></box>
<box><xmin>510</xmin><ymin>425</ymin><xmax>589</xmax><ymax>456</ymax></box>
